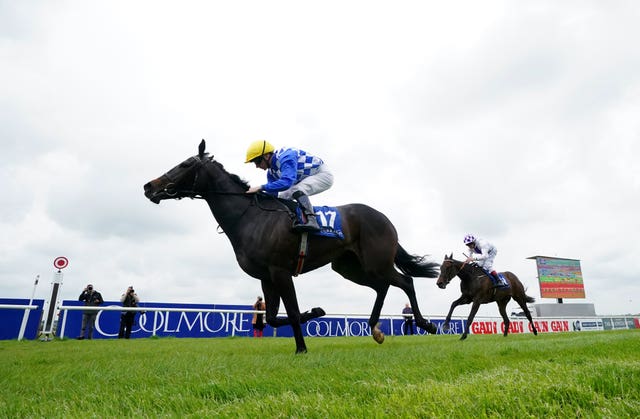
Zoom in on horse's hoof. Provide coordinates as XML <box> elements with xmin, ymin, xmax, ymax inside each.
<box><xmin>442</xmin><ymin>323</ymin><xmax>450</xmax><ymax>331</ymax></box>
<box><xmin>311</xmin><ymin>307</ymin><xmax>326</xmax><ymax>317</ymax></box>
<box><xmin>295</xmin><ymin>348</ymin><xmax>308</xmax><ymax>354</ymax></box>
<box><xmin>373</xmin><ymin>330</ymin><xmax>385</xmax><ymax>344</ymax></box>
<box><xmin>459</xmin><ymin>334</ymin><xmax>468</xmax><ymax>341</ymax></box>
<box><xmin>427</xmin><ymin>322</ymin><xmax>438</xmax><ymax>334</ymax></box>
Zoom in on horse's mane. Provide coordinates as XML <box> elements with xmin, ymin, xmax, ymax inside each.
<box><xmin>209</xmin><ymin>159</ymin><xmax>250</xmax><ymax>191</ymax></box>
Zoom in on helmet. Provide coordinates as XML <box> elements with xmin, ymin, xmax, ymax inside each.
<box><xmin>245</xmin><ymin>140</ymin><xmax>275</xmax><ymax>163</ymax></box>
<box><xmin>463</xmin><ymin>234</ymin><xmax>476</xmax><ymax>245</ymax></box>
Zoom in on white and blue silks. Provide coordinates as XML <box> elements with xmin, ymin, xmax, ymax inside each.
<box><xmin>262</xmin><ymin>148</ymin><xmax>333</xmax><ymax>199</ymax></box>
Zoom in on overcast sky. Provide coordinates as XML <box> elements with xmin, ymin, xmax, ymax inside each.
<box><xmin>2</xmin><ymin>1</ymin><xmax>639</xmax><ymax>319</ymax></box>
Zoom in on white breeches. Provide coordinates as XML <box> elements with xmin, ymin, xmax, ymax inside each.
<box><xmin>476</xmin><ymin>248</ymin><xmax>497</xmax><ymax>272</ymax></box>
<box><xmin>278</xmin><ymin>164</ymin><xmax>334</xmax><ymax>199</ymax></box>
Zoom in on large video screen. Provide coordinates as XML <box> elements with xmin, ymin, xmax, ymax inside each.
<box><xmin>533</xmin><ymin>256</ymin><xmax>585</xmax><ymax>299</ymax></box>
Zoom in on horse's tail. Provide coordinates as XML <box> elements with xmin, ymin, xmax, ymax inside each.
<box><xmin>394</xmin><ymin>245</ymin><xmax>439</xmax><ymax>278</ymax></box>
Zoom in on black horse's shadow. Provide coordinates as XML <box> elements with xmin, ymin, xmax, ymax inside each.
<box><xmin>436</xmin><ymin>254</ymin><xmax>538</xmax><ymax>340</ymax></box>
<box><xmin>144</xmin><ymin>140</ymin><xmax>440</xmax><ymax>353</ymax></box>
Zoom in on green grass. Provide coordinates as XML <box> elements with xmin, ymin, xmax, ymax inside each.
<box><xmin>1</xmin><ymin>331</ymin><xmax>639</xmax><ymax>418</ymax></box>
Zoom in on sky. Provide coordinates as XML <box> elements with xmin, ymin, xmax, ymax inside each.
<box><xmin>2</xmin><ymin>1</ymin><xmax>639</xmax><ymax>319</ymax></box>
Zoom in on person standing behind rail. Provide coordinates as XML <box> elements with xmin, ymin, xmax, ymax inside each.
<box><xmin>252</xmin><ymin>296</ymin><xmax>266</xmax><ymax>338</ymax></box>
<box><xmin>402</xmin><ymin>303</ymin><xmax>415</xmax><ymax>335</ymax></box>
<box><xmin>119</xmin><ymin>286</ymin><xmax>140</xmax><ymax>339</ymax></box>
<box><xmin>77</xmin><ymin>284</ymin><xmax>103</xmax><ymax>340</ymax></box>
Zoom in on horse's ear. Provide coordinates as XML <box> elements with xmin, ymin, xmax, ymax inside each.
<box><xmin>198</xmin><ymin>139</ymin><xmax>206</xmax><ymax>158</ymax></box>
<box><xmin>448</xmin><ymin>253</ymin><xmax>453</xmax><ymax>260</ymax></box>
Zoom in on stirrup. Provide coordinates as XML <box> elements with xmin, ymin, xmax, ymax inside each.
<box><xmin>293</xmin><ymin>221</ymin><xmax>320</xmax><ymax>232</ymax></box>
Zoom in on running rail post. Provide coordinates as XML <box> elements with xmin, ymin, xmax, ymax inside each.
<box><xmin>17</xmin><ymin>275</ymin><xmax>40</xmax><ymax>341</ymax></box>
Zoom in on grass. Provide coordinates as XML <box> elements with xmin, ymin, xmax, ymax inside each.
<box><xmin>1</xmin><ymin>330</ymin><xmax>639</xmax><ymax>418</ymax></box>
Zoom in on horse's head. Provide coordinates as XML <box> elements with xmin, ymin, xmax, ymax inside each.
<box><xmin>436</xmin><ymin>253</ymin><xmax>461</xmax><ymax>289</ymax></box>
<box><xmin>144</xmin><ymin>139</ymin><xmax>213</xmax><ymax>204</ymax></box>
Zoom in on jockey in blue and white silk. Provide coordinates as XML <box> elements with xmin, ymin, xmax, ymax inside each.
<box><xmin>264</xmin><ymin>148</ymin><xmax>333</xmax><ymax>200</ymax></box>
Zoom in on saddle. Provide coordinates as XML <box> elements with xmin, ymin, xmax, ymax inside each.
<box><xmin>272</xmin><ymin>197</ymin><xmax>344</xmax><ymax>239</ymax></box>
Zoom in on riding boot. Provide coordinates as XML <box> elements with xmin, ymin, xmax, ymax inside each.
<box><xmin>292</xmin><ymin>192</ymin><xmax>320</xmax><ymax>232</ymax></box>
<box><xmin>490</xmin><ymin>270</ymin><xmax>502</xmax><ymax>287</ymax></box>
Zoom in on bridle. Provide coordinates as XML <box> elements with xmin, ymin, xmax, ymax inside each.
<box><xmin>441</xmin><ymin>259</ymin><xmax>468</xmax><ymax>286</ymax></box>
<box><xmin>157</xmin><ymin>155</ymin><xmax>292</xmax><ymax>216</ymax></box>
<box><xmin>160</xmin><ymin>155</ymin><xmax>248</xmax><ymax>200</ymax></box>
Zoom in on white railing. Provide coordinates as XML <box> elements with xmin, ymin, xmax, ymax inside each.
<box><xmin>0</xmin><ymin>304</ymin><xmax>39</xmax><ymax>341</ymax></box>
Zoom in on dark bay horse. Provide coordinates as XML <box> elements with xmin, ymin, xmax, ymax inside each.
<box><xmin>436</xmin><ymin>254</ymin><xmax>538</xmax><ymax>340</ymax></box>
<box><xmin>143</xmin><ymin>140</ymin><xmax>440</xmax><ymax>353</ymax></box>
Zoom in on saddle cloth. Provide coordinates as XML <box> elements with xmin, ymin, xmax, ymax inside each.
<box><xmin>482</xmin><ymin>269</ymin><xmax>510</xmax><ymax>289</ymax></box>
<box><xmin>295</xmin><ymin>206</ymin><xmax>344</xmax><ymax>239</ymax></box>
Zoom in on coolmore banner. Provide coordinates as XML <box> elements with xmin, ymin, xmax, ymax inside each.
<box><xmin>59</xmin><ymin>300</ymin><xmax>271</xmax><ymax>339</ymax></box>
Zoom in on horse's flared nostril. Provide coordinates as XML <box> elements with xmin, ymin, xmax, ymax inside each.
<box><xmin>143</xmin><ymin>181</ymin><xmax>161</xmax><ymax>203</ymax></box>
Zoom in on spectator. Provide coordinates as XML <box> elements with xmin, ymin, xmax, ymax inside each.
<box><xmin>402</xmin><ymin>303</ymin><xmax>415</xmax><ymax>335</ymax></box>
<box><xmin>252</xmin><ymin>296</ymin><xmax>266</xmax><ymax>338</ymax></box>
<box><xmin>77</xmin><ymin>284</ymin><xmax>103</xmax><ymax>340</ymax></box>
<box><xmin>118</xmin><ymin>286</ymin><xmax>140</xmax><ymax>339</ymax></box>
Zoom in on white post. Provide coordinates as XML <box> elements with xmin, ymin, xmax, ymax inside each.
<box><xmin>344</xmin><ymin>316</ymin><xmax>349</xmax><ymax>337</ymax></box>
<box><xmin>59</xmin><ymin>308</ymin><xmax>68</xmax><ymax>338</ymax></box>
<box><xmin>17</xmin><ymin>275</ymin><xmax>39</xmax><ymax>341</ymax></box>
<box><xmin>152</xmin><ymin>311</ymin><xmax>159</xmax><ymax>337</ymax></box>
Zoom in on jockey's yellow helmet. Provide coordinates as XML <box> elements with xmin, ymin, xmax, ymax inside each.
<box><xmin>245</xmin><ymin>140</ymin><xmax>275</xmax><ymax>163</ymax></box>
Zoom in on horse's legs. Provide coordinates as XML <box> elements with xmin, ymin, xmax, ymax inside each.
<box><xmin>523</xmin><ymin>306</ymin><xmax>537</xmax><ymax>336</ymax></box>
<box><xmin>462</xmin><ymin>301</ymin><xmax>481</xmax><ymax>340</ymax></box>
<box><xmin>392</xmin><ymin>272</ymin><xmax>437</xmax><ymax>334</ymax></box>
<box><xmin>368</xmin><ymin>286</ymin><xmax>390</xmax><ymax>344</ymax></box>
<box><xmin>263</xmin><ymin>270</ymin><xmax>307</xmax><ymax>354</ymax></box>
<box><xmin>508</xmin><ymin>274</ymin><xmax>538</xmax><ymax>336</ymax></box>
<box><xmin>443</xmin><ymin>296</ymin><xmax>470</xmax><ymax>332</ymax></box>
<box><xmin>497</xmin><ymin>300</ymin><xmax>510</xmax><ymax>337</ymax></box>
<box><xmin>261</xmin><ymin>279</ymin><xmax>289</xmax><ymax>327</ymax></box>
<box><xmin>331</xmin><ymin>253</ymin><xmax>390</xmax><ymax>344</ymax></box>
<box><xmin>261</xmin><ymin>280</ymin><xmax>325</xmax><ymax>326</ymax></box>
<box><xmin>512</xmin><ymin>295</ymin><xmax>538</xmax><ymax>336</ymax></box>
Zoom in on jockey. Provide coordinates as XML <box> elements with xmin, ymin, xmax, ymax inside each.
<box><xmin>463</xmin><ymin>234</ymin><xmax>502</xmax><ymax>287</ymax></box>
<box><xmin>245</xmin><ymin>140</ymin><xmax>334</xmax><ymax>232</ymax></box>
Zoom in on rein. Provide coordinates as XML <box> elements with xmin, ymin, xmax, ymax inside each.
<box><xmin>454</xmin><ymin>259</ymin><xmax>487</xmax><ymax>283</ymax></box>
<box><xmin>442</xmin><ymin>259</ymin><xmax>468</xmax><ymax>285</ymax></box>
<box><xmin>161</xmin><ymin>159</ymin><xmax>290</xmax><ymax>213</ymax></box>
<box><xmin>161</xmin><ymin>157</ymin><xmax>253</xmax><ymax>199</ymax></box>
<box><xmin>159</xmin><ymin>158</ymin><xmax>293</xmax><ymax>233</ymax></box>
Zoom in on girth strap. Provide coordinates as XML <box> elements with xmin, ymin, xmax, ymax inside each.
<box><xmin>294</xmin><ymin>232</ymin><xmax>309</xmax><ymax>277</ymax></box>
